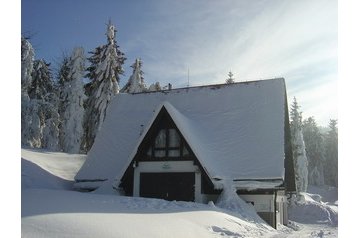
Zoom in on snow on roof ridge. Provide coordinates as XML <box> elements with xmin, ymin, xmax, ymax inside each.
<box><xmin>125</xmin><ymin>77</ymin><xmax>285</xmax><ymax>95</ymax></box>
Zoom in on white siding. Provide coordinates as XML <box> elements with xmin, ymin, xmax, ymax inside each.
<box><xmin>239</xmin><ymin>194</ymin><xmax>275</xmax><ymax>212</ymax></box>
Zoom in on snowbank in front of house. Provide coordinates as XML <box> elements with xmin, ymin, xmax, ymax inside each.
<box><xmin>22</xmin><ymin>189</ymin><xmax>278</xmax><ymax>238</ymax></box>
<box><xmin>21</xmin><ymin>148</ymin><xmax>338</xmax><ymax>238</ymax></box>
<box><xmin>21</xmin><ymin>148</ymin><xmax>277</xmax><ymax>238</ymax></box>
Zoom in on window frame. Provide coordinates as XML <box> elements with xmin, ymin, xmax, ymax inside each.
<box><xmin>144</xmin><ymin>127</ymin><xmax>192</xmax><ymax>160</ymax></box>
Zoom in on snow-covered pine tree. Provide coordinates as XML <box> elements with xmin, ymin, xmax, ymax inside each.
<box><xmin>324</xmin><ymin>119</ymin><xmax>338</xmax><ymax>187</ymax></box>
<box><xmin>57</xmin><ymin>56</ymin><xmax>71</xmax><ymax>88</ymax></box>
<box><xmin>302</xmin><ymin>117</ymin><xmax>325</xmax><ymax>186</ymax></box>
<box><xmin>121</xmin><ymin>58</ymin><xmax>147</xmax><ymax>93</ymax></box>
<box><xmin>21</xmin><ymin>37</ymin><xmax>35</xmax><ymax>147</ymax></box>
<box><xmin>82</xmin><ymin>21</ymin><xmax>126</xmax><ymax>152</ymax></box>
<box><xmin>58</xmin><ymin>47</ymin><xmax>86</xmax><ymax>153</ymax></box>
<box><xmin>21</xmin><ymin>37</ymin><xmax>35</xmax><ymax>95</ymax></box>
<box><xmin>290</xmin><ymin>97</ymin><xmax>308</xmax><ymax>196</ymax></box>
<box><xmin>226</xmin><ymin>71</ymin><xmax>235</xmax><ymax>84</ymax></box>
<box><xmin>57</xmin><ymin>56</ymin><xmax>71</xmax><ymax>150</ymax></box>
<box><xmin>29</xmin><ymin>60</ymin><xmax>54</xmax><ymax>100</ymax></box>
<box><xmin>29</xmin><ymin>59</ymin><xmax>60</xmax><ymax>150</ymax></box>
<box><xmin>148</xmin><ymin>82</ymin><xmax>162</xmax><ymax>91</ymax></box>
<box><xmin>42</xmin><ymin>92</ymin><xmax>60</xmax><ymax>151</ymax></box>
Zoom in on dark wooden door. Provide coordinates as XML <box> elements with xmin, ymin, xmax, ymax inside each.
<box><xmin>140</xmin><ymin>172</ymin><xmax>195</xmax><ymax>202</ymax></box>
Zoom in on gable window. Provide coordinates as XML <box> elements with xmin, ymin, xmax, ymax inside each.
<box><xmin>155</xmin><ymin>129</ymin><xmax>166</xmax><ymax>148</ymax></box>
<box><xmin>154</xmin><ymin>129</ymin><xmax>166</xmax><ymax>158</ymax></box>
<box><xmin>146</xmin><ymin>127</ymin><xmax>191</xmax><ymax>159</ymax></box>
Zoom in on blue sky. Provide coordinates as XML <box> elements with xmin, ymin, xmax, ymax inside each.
<box><xmin>21</xmin><ymin>0</ymin><xmax>337</xmax><ymax>126</ymax></box>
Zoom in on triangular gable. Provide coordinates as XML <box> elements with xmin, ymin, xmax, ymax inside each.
<box><xmin>117</xmin><ymin>102</ymin><xmax>214</xmax><ymax>192</ymax></box>
<box><xmin>133</xmin><ymin>103</ymin><xmax>195</xmax><ymax>162</ymax></box>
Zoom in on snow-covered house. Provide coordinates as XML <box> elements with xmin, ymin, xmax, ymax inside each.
<box><xmin>75</xmin><ymin>78</ymin><xmax>296</xmax><ymax>228</ymax></box>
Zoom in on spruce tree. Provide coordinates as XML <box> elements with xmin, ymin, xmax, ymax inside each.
<box><xmin>57</xmin><ymin>56</ymin><xmax>71</xmax><ymax>88</ymax></box>
<box><xmin>121</xmin><ymin>58</ymin><xmax>147</xmax><ymax>93</ymax></box>
<box><xmin>21</xmin><ymin>37</ymin><xmax>35</xmax><ymax>95</ymax></box>
<box><xmin>57</xmin><ymin>56</ymin><xmax>71</xmax><ymax>150</ymax></box>
<box><xmin>290</xmin><ymin>97</ymin><xmax>308</xmax><ymax>196</ymax></box>
<box><xmin>29</xmin><ymin>60</ymin><xmax>54</xmax><ymax>100</ymax></box>
<box><xmin>324</xmin><ymin>119</ymin><xmax>338</xmax><ymax>187</ymax></box>
<box><xmin>148</xmin><ymin>82</ymin><xmax>162</xmax><ymax>91</ymax></box>
<box><xmin>42</xmin><ymin>92</ymin><xmax>60</xmax><ymax>151</ymax></box>
<box><xmin>302</xmin><ymin>117</ymin><xmax>325</xmax><ymax>186</ymax></box>
<box><xmin>58</xmin><ymin>47</ymin><xmax>86</xmax><ymax>153</ymax></box>
<box><xmin>29</xmin><ymin>59</ymin><xmax>60</xmax><ymax>150</ymax></box>
<box><xmin>82</xmin><ymin>21</ymin><xmax>126</xmax><ymax>152</ymax></box>
<box><xmin>21</xmin><ymin>37</ymin><xmax>35</xmax><ymax>147</ymax></box>
<box><xmin>226</xmin><ymin>71</ymin><xmax>235</xmax><ymax>84</ymax></box>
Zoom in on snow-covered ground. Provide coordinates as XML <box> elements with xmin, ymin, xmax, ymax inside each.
<box><xmin>21</xmin><ymin>148</ymin><xmax>338</xmax><ymax>237</ymax></box>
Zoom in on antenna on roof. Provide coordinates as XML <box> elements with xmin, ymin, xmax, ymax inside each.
<box><xmin>187</xmin><ymin>68</ymin><xmax>190</xmax><ymax>87</ymax></box>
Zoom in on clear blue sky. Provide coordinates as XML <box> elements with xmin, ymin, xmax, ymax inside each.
<box><xmin>21</xmin><ymin>0</ymin><xmax>337</xmax><ymax>126</ymax></box>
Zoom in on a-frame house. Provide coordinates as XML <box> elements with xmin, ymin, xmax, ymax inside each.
<box><xmin>75</xmin><ymin>78</ymin><xmax>296</xmax><ymax>228</ymax></box>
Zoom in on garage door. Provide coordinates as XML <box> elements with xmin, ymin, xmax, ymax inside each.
<box><xmin>140</xmin><ymin>172</ymin><xmax>195</xmax><ymax>202</ymax></box>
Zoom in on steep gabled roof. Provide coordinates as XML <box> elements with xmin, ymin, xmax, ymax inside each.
<box><xmin>75</xmin><ymin>78</ymin><xmax>292</xmax><ymax>189</ymax></box>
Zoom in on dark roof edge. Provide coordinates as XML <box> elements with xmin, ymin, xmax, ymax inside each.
<box><xmin>232</xmin><ymin>178</ymin><xmax>284</xmax><ymax>182</ymax></box>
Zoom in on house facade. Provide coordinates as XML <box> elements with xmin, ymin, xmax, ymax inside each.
<box><xmin>75</xmin><ymin>78</ymin><xmax>296</xmax><ymax>228</ymax></box>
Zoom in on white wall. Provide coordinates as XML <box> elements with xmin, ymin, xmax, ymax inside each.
<box><xmin>239</xmin><ymin>194</ymin><xmax>275</xmax><ymax>212</ymax></box>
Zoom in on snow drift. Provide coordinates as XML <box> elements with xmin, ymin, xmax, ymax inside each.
<box><xmin>21</xmin><ymin>148</ymin><xmax>277</xmax><ymax>237</ymax></box>
<box><xmin>288</xmin><ymin>192</ymin><xmax>338</xmax><ymax>227</ymax></box>
<box><xmin>21</xmin><ymin>141</ymin><xmax>338</xmax><ymax>238</ymax></box>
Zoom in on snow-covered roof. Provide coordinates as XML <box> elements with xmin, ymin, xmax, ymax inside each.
<box><xmin>75</xmin><ymin>78</ymin><xmax>288</xmax><ymax>188</ymax></box>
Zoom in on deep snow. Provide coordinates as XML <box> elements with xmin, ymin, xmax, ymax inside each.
<box><xmin>21</xmin><ymin>148</ymin><xmax>338</xmax><ymax>237</ymax></box>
